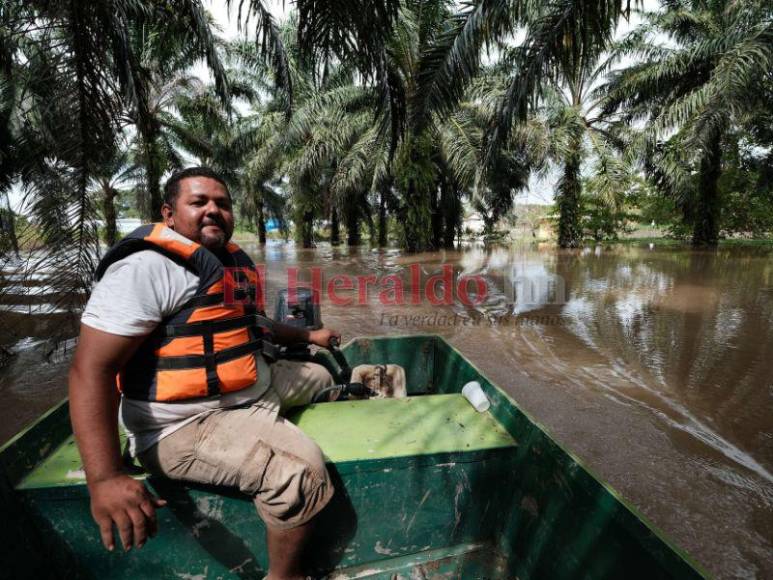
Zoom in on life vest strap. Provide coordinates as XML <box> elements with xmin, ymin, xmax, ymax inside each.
<box><xmin>158</xmin><ymin>314</ymin><xmax>275</xmax><ymax>338</ymax></box>
<box><xmin>159</xmin><ymin>315</ymin><xmax>253</xmax><ymax>337</ymax></box>
<box><xmin>177</xmin><ymin>289</ymin><xmax>251</xmax><ymax>310</ymax></box>
<box><xmin>202</xmin><ymin>331</ymin><xmax>218</xmax><ymax>397</ymax></box>
<box><xmin>153</xmin><ymin>338</ymin><xmax>270</xmax><ymax>370</ymax></box>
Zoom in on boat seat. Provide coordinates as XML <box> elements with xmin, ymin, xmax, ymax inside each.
<box><xmin>288</xmin><ymin>394</ymin><xmax>516</xmax><ymax>465</ymax></box>
<box><xmin>16</xmin><ymin>394</ymin><xmax>516</xmax><ymax>491</ymax></box>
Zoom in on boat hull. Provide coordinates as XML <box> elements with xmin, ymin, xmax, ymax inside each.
<box><xmin>0</xmin><ymin>335</ymin><xmax>706</xmax><ymax>578</ymax></box>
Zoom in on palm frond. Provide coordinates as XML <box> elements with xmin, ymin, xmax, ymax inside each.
<box><xmin>438</xmin><ymin>105</ymin><xmax>484</xmax><ymax>190</ymax></box>
<box><xmin>412</xmin><ymin>0</ymin><xmax>512</xmax><ymax>130</ymax></box>
<box><xmin>586</xmin><ymin>128</ymin><xmax>632</xmax><ymax>208</ymax></box>
<box><xmin>227</xmin><ymin>0</ymin><xmax>292</xmax><ymax>113</ymax></box>
<box><xmin>489</xmin><ymin>0</ymin><xmax>633</xmax><ymax>158</ymax></box>
<box><xmin>295</xmin><ymin>0</ymin><xmax>401</xmax><ymax>76</ymax></box>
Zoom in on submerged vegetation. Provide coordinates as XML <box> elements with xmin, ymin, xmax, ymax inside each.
<box><xmin>0</xmin><ymin>0</ymin><xmax>772</xmax><ymax>299</ymax></box>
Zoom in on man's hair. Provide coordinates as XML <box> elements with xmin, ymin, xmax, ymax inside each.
<box><xmin>163</xmin><ymin>166</ymin><xmax>230</xmax><ymax>208</ymax></box>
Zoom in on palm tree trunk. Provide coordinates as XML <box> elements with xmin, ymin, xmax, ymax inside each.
<box><xmin>365</xmin><ymin>205</ymin><xmax>376</xmax><ymax>243</ymax></box>
<box><xmin>102</xmin><ymin>184</ymin><xmax>118</xmax><ymax>247</ymax></box>
<box><xmin>482</xmin><ymin>212</ymin><xmax>497</xmax><ymax>238</ymax></box>
<box><xmin>139</xmin><ymin>121</ymin><xmax>163</xmax><ymax>221</ymax></box>
<box><xmin>345</xmin><ymin>204</ymin><xmax>361</xmax><ymax>246</ymax></box>
<box><xmin>1</xmin><ymin>193</ymin><xmax>19</xmax><ymax>257</ymax></box>
<box><xmin>257</xmin><ymin>200</ymin><xmax>266</xmax><ymax>245</ymax></box>
<box><xmin>402</xmin><ymin>180</ymin><xmax>418</xmax><ymax>252</ymax></box>
<box><xmin>378</xmin><ymin>184</ymin><xmax>388</xmax><ymax>247</ymax></box>
<box><xmin>557</xmin><ymin>150</ymin><xmax>583</xmax><ymax>248</ymax></box>
<box><xmin>431</xmin><ymin>184</ymin><xmax>442</xmax><ymax>249</ymax></box>
<box><xmin>398</xmin><ymin>135</ymin><xmax>434</xmax><ymax>252</ymax></box>
<box><xmin>402</xmin><ymin>179</ymin><xmax>433</xmax><ymax>253</ymax></box>
<box><xmin>302</xmin><ymin>210</ymin><xmax>314</xmax><ymax>248</ymax></box>
<box><xmin>441</xmin><ymin>180</ymin><xmax>458</xmax><ymax>249</ymax></box>
<box><xmin>331</xmin><ymin>207</ymin><xmax>341</xmax><ymax>246</ymax></box>
<box><xmin>147</xmin><ymin>140</ymin><xmax>163</xmax><ymax>221</ymax></box>
<box><xmin>692</xmin><ymin>137</ymin><xmax>722</xmax><ymax>248</ymax></box>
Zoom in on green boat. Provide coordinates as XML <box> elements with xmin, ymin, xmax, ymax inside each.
<box><xmin>1</xmin><ymin>335</ymin><xmax>706</xmax><ymax>579</ymax></box>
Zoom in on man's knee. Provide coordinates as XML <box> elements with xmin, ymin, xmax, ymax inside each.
<box><xmin>239</xmin><ymin>427</ymin><xmax>333</xmax><ymax>529</ymax></box>
<box><xmin>272</xmin><ymin>360</ymin><xmax>335</xmax><ymax>409</ymax></box>
<box><xmin>306</xmin><ymin>361</ymin><xmax>335</xmax><ymax>390</ymax></box>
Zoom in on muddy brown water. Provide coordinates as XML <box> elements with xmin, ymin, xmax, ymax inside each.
<box><xmin>1</xmin><ymin>241</ymin><xmax>772</xmax><ymax>578</ymax></box>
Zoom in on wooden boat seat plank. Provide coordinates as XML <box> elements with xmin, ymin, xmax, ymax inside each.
<box><xmin>17</xmin><ymin>394</ymin><xmax>516</xmax><ymax>490</ymax></box>
<box><xmin>16</xmin><ymin>431</ymin><xmax>140</xmax><ymax>490</ymax></box>
<box><xmin>289</xmin><ymin>394</ymin><xmax>516</xmax><ymax>463</ymax></box>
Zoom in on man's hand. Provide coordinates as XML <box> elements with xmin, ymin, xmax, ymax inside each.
<box><xmin>308</xmin><ymin>328</ymin><xmax>341</xmax><ymax>348</ymax></box>
<box><xmin>69</xmin><ymin>325</ymin><xmax>160</xmax><ymax>552</ymax></box>
<box><xmin>89</xmin><ymin>474</ymin><xmax>167</xmax><ymax>551</ymax></box>
<box><xmin>271</xmin><ymin>321</ymin><xmax>341</xmax><ymax>348</ymax></box>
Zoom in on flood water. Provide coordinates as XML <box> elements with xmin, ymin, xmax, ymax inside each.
<box><xmin>1</xmin><ymin>241</ymin><xmax>772</xmax><ymax>578</ymax></box>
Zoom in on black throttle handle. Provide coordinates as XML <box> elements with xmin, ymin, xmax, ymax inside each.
<box><xmin>326</xmin><ymin>335</ymin><xmax>351</xmax><ymax>382</ymax></box>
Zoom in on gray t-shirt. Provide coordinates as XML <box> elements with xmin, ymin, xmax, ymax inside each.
<box><xmin>81</xmin><ymin>239</ymin><xmax>270</xmax><ymax>456</ymax></box>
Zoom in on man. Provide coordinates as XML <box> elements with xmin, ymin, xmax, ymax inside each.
<box><xmin>69</xmin><ymin>167</ymin><xmax>338</xmax><ymax>580</ymax></box>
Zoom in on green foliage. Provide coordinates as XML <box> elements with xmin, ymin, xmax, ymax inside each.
<box><xmin>393</xmin><ymin>132</ymin><xmax>436</xmax><ymax>252</ymax></box>
<box><xmin>717</xmin><ymin>144</ymin><xmax>773</xmax><ymax>237</ymax></box>
<box><xmin>0</xmin><ymin>0</ymin><xmax>229</xmax><ymax>315</ymax></box>
<box><xmin>635</xmin><ymin>184</ymin><xmax>677</xmax><ymax>226</ymax></box>
<box><xmin>603</xmin><ymin>0</ymin><xmax>773</xmax><ymax>246</ymax></box>
<box><xmin>581</xmin><ymin>195</ymin><xmax>634</xmax><ymax>241</ymax></box>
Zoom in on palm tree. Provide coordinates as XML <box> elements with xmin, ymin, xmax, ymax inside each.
<box><xmin>238</xmin><ymin>111</ymin><xmax>291</xmax><ymax>244</ymax></box>
<box><xmin>285</xmin><ymin>97</ymin><xmax>375</xmax><ymax>248</ymax></box>
<box><xmin>265</xmin><ymin>1</ymin><xmax>602</xmax><ymax>251</ymax></box>
<box><xmin>90</xmin><ymin>146</ymin><xmax>137</xmax><ymax>246</ymax></box>
<box><xmin>190</xmin><ymin>41</ymin><xmax>292</xmax><ymax>243</ymax></box>
<box><xmin>535</xmin><ymin>75</ymin><xmax>631</xmax><ymax>248</ymax></box>
<box><xmin>279</xmin><ymin>4</ymin><xmax>498</xmax><ymax>251</ymax></box>
<box><xmin>368</xmin><ymin>0</ymin><xmax>634</xmax><ymax>250</ymax></box>
<box><xmin>121</xmin><ymin>11</ymin><xmax>231</xmax><ymax>221</ymax></box>
<box><xmin>231</xmin><ymin>15</ymin><xmax>380</xmax><ymax>248</ymax></box>
<box><xmin>292</xmin><ymin>0</ymin><xmax>508</xmax><ymax>252</ymax></box>
<box><xmin>127</xmin><ymin>71</ymin><xmax>199</xmax><ymax>221</ymax></box>
<box><xmin>0</xmin><ymin>194</ymin><xmax>20</xmax><ymax>258</ymax></box>
<box><xmin>602</xmin><ymin>0</ymin><xmax>773</xmax><ymax>246</ymax></box>
<box><xmin>438</xmin><ymin>87</ymin><xmax>535</xmax><ymax>242</ymax></box>
<box><xmin>219</xmin><ymin>1</ymin><xmax>512</xmax><ymax>251</ymax></box>
<box><xmin>479</xmin><ymin>1</ymin><xmax>636</xmax><ymax>247</ymax></box>
<box><xmin>1</xmin><ymin>0</ymin><xmax>228</xmax><ymax>309</ymax></box>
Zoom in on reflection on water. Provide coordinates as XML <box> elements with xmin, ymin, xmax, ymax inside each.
<box><xmin>1</xmin><ymin>241</ymin><xmax>772</xmax><ymax>578</ymax></box>
<box><xmin>552</xmin><ymin>250</ymin><xmax>772</xmax><ymax>482</ymax></box>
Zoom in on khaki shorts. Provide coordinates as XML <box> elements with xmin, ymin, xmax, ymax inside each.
<box><xmin>137</xmin><ymin>360</ymin><xmax>335</xmax><ymax>529</ymax></box>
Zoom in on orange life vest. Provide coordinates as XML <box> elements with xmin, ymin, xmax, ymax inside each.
<box><xmin>95</xmin><ymin>223</ymin><xmax>275</xmax><ymax>402</ymax></box>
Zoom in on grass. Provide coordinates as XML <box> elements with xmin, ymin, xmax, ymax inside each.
<box><xmin>595</xmin><ymin>236</ymin><xmax>773</xmax><ymax>247</ymax></box>
<box><xmin>717</xmin><ymin>238</ymin><xmax>773</xmax><ymax>246</ymax></box>
<box><xmin>597</xmin><ymin>237</ymin><xmax>687</xmax><ymax>246</ymax></box>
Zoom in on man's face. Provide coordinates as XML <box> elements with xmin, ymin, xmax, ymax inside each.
<box><xmin>161</xmin><ymin>176</ymin><xmax>234</xmax><ymax>250</ymax></box>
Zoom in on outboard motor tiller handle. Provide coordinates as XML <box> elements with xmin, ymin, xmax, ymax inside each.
<box><xmin>327</xmin><ymin>336</ymin><xmax>352</xmax><ymax>383</ymax></box>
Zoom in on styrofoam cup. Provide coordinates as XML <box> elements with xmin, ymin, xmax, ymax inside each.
<box><xmin>462</xmin><ymin>381</ymin><xmax>490</xmax><ymax>412</ymax></box>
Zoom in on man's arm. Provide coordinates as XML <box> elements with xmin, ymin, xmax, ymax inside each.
<box><xmin>69</xmin><ymin>324</ymin><xmax>166</xmax><ymax>552</ymax></box>
<box><xmin>271</xmin><ymin>321</ymin><xmax>340</xmax><ymax>348</ymax></box>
